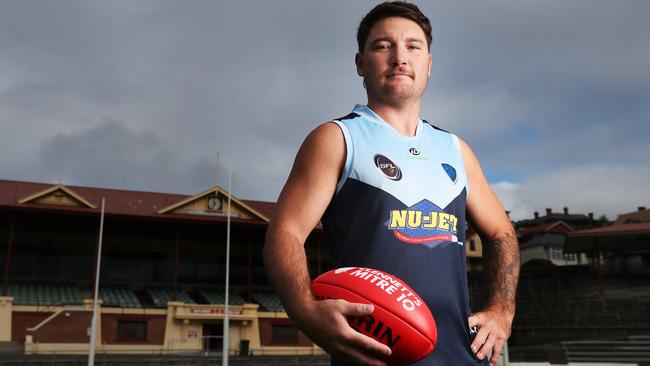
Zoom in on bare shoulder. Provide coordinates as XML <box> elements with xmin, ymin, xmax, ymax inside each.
<box><xmin>457</xmin><ymin>137</ymin><xmax>476</xmax><ymax>160</ymax></box>
<box><xmin>302</xmin><ymin>121</ymin><xmax>345</xmax><ymax>154</ymax></box>
<box><xmin>292</xmin><ymin>121</ymin><xmax>346</xmax><ymax>175</ymax></box>
<box><xmin>456</xmin><ymin>136</ymin><xmax>482</xmax><ymax>177</ymax></box>
<box><xmin>458</xmin><ymin>137</ymin><xmax>511</xmax><ymax>237</ymax></box>
<box><xmin>271</xmin><ymin>121</ymin><xmax>346</xmax><ymax>239</ymax></box>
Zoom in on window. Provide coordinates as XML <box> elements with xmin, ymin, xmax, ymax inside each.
<box><xmin>117</xmin><ymin>321</ymin><xmax>147</xmax><ymax>341</ymax></box>
<box><xmin>550</xmin><ymin>248</ymin><xmax>563</xmax><ymax>261</ymax></box>
<box><xmin>469</xmin><ymin>240</ymin><xmax>476</xmax><ymax>251</ymax></box>
<box><xmin>271</xmin><ymin>324</ymin><xmax>298</xmax><ymax>344</ymax></box>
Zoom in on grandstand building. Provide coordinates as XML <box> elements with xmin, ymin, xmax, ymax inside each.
<box><xmin>0</xmin><ymin>179</ymin><xmax>327</xmax><ymax>356</ymax></box>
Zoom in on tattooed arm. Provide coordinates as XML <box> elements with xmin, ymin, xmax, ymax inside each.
<box><xmin>483</xmin><ymin>229</ymin><xmax>520</xmax><ymax>315</ymax></box>
<box><xmin>460</xmin><ymin>139</ymin><xmax>521</xmax><ymax>366</ymax></box>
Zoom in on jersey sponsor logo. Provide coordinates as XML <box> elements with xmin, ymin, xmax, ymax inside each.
<box><xmin>373</xmin><ymin>154</ymin><xmax>402</xmax><ymax>181</ymax></box>
<box><xmin>442</xmin><ymin>163</ymin><xmax>457</xmax><ymax>184</ymax></box>
<box><xmin>408</xmin><ymin>147</ymin><xmax>420</xmax><ymax>156</ymax></box>
<box><xmin>385</xmin><ymin>199</ymin><xmax>461</xmax><ymax>249</ymax></box>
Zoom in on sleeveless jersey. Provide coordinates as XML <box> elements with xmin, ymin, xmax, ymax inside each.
<box><xmin>322</xmin><ymin>105</ymin><xmax>486</xmax><ymax>365</ymax></box>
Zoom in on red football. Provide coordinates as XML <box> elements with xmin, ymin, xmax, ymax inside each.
<box><xmin>311</xmin><ymin>267</ymin><xmax>437</xmax><ymax>365</ymax></box>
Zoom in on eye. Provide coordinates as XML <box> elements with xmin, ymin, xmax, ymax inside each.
<box><xmin>374</xmin><ymin>42</ymin><xmax>391</xmax><ymax>50</ymax></box>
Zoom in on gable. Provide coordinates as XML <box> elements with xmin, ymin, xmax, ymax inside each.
<box><xmin>156</xmin><ymin>186</ymin><xmax>269</xmax><ymax>222</ymax></box>
<box><xmin>17</xmin><ymin>185</ymin><xmax>96</xmax><ymax>209</ymax></box>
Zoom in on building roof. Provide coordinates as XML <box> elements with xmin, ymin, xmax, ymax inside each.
<box><xmin>0</xmin><ymin>179</ymin><xmax>277</xmax><ymax>226</ymax></box>
<box><xmin>565</xmin><ymin>223</ymin><xmax>650</xmax><ymax>253</ymax></box>
<box><xmin>569</xmin><ymin>222</ymin><xmax>650</xmax><ymax>237</ymax></box>
<box><xmin>517</xmin><ymin>213</ymin><xmax>591</xmax><ymax>227</ymax></box>
<box><xmin>518</xmin><ymin>221</ymin><xmax>575</xmax><ymax>237</ymax></box>
<box><xmin>615</xmin><ymin>208</ymin><xmax>650</xmax><ymax>224</ymax></box>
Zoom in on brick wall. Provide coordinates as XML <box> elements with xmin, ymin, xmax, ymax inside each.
<box><xmin>258</xmin><ymin>318</ymin><xmax>312</xmax><ymax>347</ymax></box>
<box><xmin>101</xmin><ymin>314</ymin><xmax>166</xmax><ymax>345</ymax></box>
<box><xmin>29</xmin><ymin>310</ymin><xmax>91</xmax><ymax>343</ymax></box>
<box><xmin>11</xmin><ymin>312</ymin><xmax>52</xmax><ymax>341</ymax></box>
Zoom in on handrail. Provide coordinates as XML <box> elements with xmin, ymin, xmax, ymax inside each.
<box><xmin>25</xmin><ymin>308</ymin><xmax>64</xmax><ymax>332</ymax></box>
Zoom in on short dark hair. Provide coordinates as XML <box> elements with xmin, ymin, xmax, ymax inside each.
<box><xmin>357</xmin><ymin>1</ymin><xmax>432</xmax><ymax>54</ymax></box>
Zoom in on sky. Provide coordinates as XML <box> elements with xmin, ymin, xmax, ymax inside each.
<box><xmin>1</xmin><ymin>0</ymin><xmax>648</xmax><ymax>221</ymax></box>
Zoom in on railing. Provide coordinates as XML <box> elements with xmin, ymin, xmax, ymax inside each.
<box><xmin>0</xmin><ymin>352</ymin><xmax>238</xmax><ymax>366</ymax></box>
<box><xmin>248</xmin><ymin>348</ymin><xmax>326</xmax><ymax>356</ymax></box>
<box><xmin>12</xmin><ymin>299</ymin><xmax>84</xmax><ymax>313</ymax></box>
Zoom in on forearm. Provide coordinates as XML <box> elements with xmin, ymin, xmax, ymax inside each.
<box><xmin>263</xmin><ymin>225</ymin><xmax>317</xmax><ymax>323</ymax></box>
<box><xmin>482</xmin><ymin>228</ymin><xmax>520</xmax><ymax>316</ymax></box>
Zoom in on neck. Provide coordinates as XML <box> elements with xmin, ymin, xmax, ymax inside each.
<box><xmin>367</xmin><ymin>99</ymin><xmax>421</xmax><ymax>137</ymax></box>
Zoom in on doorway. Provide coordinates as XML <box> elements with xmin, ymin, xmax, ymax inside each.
<box><xmin>202</xmin><ymin>323</ymin><xmax>223</xmax><ymax>352</ymax></box>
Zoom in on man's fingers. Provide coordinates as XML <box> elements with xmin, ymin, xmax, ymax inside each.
<box><xmin>489</xmin><ymin>341</ymin><xmax>503</xmax><ymax>366</ymax></box>
<box><xmin>470</xmin><ymin>322</ymin><xmax>488</xmax><ymax>354</ymax></box>
<box><xmin>334</xmin><ymin>343</ymin><xmax>389</xmax><ymax>366</ymax></box>
<box><xmin>344</xmin><ymin>326</ymin><xmax>392</xmax><ymax>358</ymax></box>
<box><xmin>339</xmin><ymin>300</ymin><xmax>374</xmax><ymax>317</ymax></box>
<box><xmin>477</xmin><ymin>333</ymin><xmax>496</xmax><ymax>361</ymax></box>
<box><xmin>489</xmin><ymin>338</ymin><xmax>506</xmax><ymax>366</ymax></box>
<box><xmin>468</xmin><ymin>312</ymin><xmax>482</xmax><ymax>328</ymax></box>
<box><xmin>468</xmin><ymin>309</ymin><xmax>513</xmax><ymax>364</ymax></box>
<box><xmin>330</xmin><ymin>300</ymin><xmax>392</xmax><ymax>358</ymax></box>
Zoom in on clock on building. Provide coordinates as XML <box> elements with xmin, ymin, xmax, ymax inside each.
<box><xmin>207</xmin><ymin>195</ymin><xmax>221</xmax><ymax>211</ymax></box>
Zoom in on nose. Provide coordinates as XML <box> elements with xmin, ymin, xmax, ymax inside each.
<box><xmin>390</xmin><ymin>45</ymin><xmax>407</xmax><ymax>67</ymax></box>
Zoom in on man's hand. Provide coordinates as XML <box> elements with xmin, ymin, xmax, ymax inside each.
<box><xmin>297</xmin><ymin>299</ymin><xmax>392</xmax><ymax>366</ymax></box>
<box><xmin>468</xmin><ymin>308</ymin><xmax>514</xmax><ymax>366</ymax></box>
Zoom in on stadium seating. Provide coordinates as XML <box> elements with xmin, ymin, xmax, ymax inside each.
<box><xmin>482</xmin><ymin>263</ymin><xmax>650</xmax><ymax>356</ymax></box>
<box><xmin>99</xmin><ymin>285</ymin><xmax>142</xmax><ymax>308</ymax></box>
<box><xmin>146</xmin><ymin>287</ymin><xmax>195</xmax><ymax>308</ymax></box>
<box><xmin>252</xmin><ymin>291</ymin><xmax>285</xmax><ymax>312</ymax></box>
<box><xmin>200</xmin><ymin>288</ymin><xmax>246</xmax><ymax>305</ymax></box>
<box><xmin>7</xmin><ymin>281</ymin><xmax>83</xmax><ymax>306</ymax></box>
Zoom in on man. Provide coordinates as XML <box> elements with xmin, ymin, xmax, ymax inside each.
<box><xmin>264</xmin><ymin>2</ymin><xmax>519</xmax><ymax>365</ymax></box>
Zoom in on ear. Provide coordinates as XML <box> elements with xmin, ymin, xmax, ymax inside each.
<box><xmin>427</xmin><ymin>53</ymin><xmax>432</xmax><ymax>77</ymax></box>
<box><xmin>355</xmin><ymin>52</ymin><xmax>364</xmax><ymax>76</ymax></box>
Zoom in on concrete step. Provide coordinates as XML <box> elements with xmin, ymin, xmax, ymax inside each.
<box><xmin>0</xmin><ymin>341</ymin><xmax>24</xmax><ymax>354</ymax></box>
<box><xmin>563</xmin><ymin>338</ymin><xmax>650</xmax><ymax>363</ymax></box>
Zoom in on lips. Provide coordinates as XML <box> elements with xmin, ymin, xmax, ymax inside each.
<box><xmin>386</xmin><ymin>71</ymin><xmax>413</xmax><ymax>79</ymax></box>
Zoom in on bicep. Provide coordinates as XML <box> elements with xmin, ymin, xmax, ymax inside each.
<box><xmin>270</xmin><ymin>122</ymin><xmax>345</xmax><ymax>243</ymax></box>
<box><xmin>460</xmin><ymin>139</ymin><xmax>512</xmax><ymax>239</ymax></box>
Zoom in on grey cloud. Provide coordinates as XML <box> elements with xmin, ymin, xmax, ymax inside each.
<box><xmin>38</xmin><ymin>119</ymin><xmax>216</xmax><ymax>194</ymax></box>
<box><xmin>1</xmin><ymin>0</ymin><xmax>648</xmax><ymax>216</ymax></box>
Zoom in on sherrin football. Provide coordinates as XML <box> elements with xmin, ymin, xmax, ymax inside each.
<box><xmin>311</xmin><ymin>267</ymin><xmax>437</xmax><ymax>365</ymax></box>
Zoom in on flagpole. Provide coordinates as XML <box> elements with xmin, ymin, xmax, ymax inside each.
<box><xmin>88</xmin><ymin>198</ymin><xmax>105</xmax><ymax>366</ymax></box>
<box><xmin>216</xmin><ymin>152</ymin><xmax>221</xmax><ymax>187</ymax></box>
<box><xmin>222</xmin><ymin>164</ymin><xmax>232</xmax><ymax>365</ymax></box>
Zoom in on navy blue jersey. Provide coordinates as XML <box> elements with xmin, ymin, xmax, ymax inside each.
<box><xmin>322</xmin><ymin>105</ymin><xmax>486</xmax><ymax>365</ymax></box>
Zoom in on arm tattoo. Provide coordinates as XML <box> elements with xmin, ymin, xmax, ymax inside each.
<box><xmin>483</xmin><ymin>228</ymin><xmax>520</xmax><ymax>314</ymax></box>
